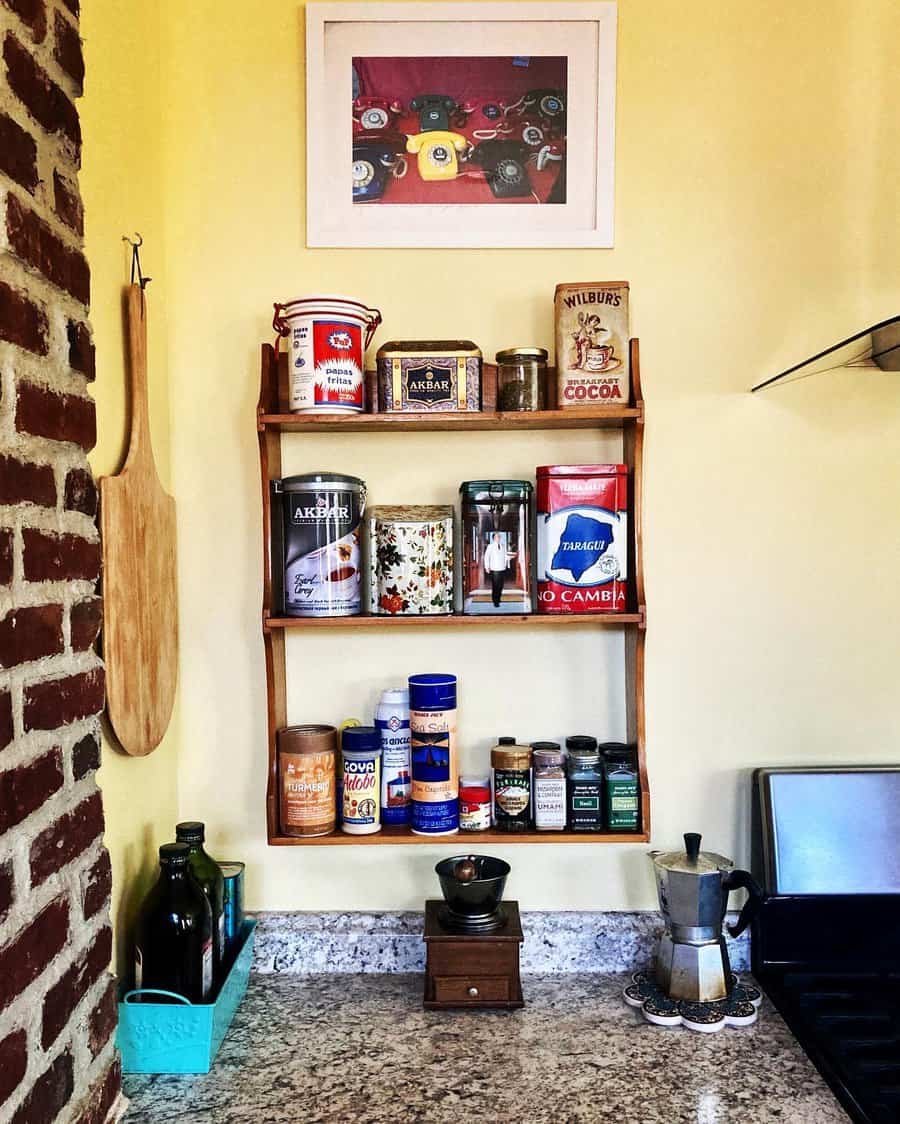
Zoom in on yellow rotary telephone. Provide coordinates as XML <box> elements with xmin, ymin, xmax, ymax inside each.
<box><xmin>406</xmin><ymin>131</ymin><xmax>469</xmax><ymax>181</ymax></box>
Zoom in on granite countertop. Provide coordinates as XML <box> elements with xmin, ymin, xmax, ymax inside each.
<box><xmin>123</xmin><ymin>973</ymin><xmax>848</xmax><ymax>1123</ymax></box>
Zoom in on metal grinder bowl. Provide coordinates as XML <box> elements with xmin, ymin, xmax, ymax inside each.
<box><xmin>435</xmin><ymin>855</ymin><xmax>510</xmax><ymax>927</ymax></box>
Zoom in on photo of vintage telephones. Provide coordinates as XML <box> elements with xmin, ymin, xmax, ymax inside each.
<box><xmin>469</xmin><ymin>140</ymin><xmax>532</xmax><ymax>199</ymax></box>
<box><xmin>352</xmin><ymin>95</ymin><xmax>404</xmax><ymax>132</ymax></box>
<box><xmin>352</xmin><ymin>132</ymin><xmax>406</xmax><ymax>201</ymax></box>
<box><xmin>406</xmin><ymin>131</ymin><xmax>469</xmax><ymax>181</ymax></box>
<box><xmin>409</xmin><ymin>93</ymin><xmax>457</xmax><ymax>132</ymax></box>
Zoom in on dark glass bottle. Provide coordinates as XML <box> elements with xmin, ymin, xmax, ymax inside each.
<box><xmin>134</xmin><ymin>842</ymin><xmax>213</xmax><ymax>1002</ymax></box>
<box><xmin>176</xmin><ymin>821</ymin><xmax>225</xmax><ymax>982</ymax></box>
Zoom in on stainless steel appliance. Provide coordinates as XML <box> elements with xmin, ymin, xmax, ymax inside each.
<box><xmin>650</xmin><ymin>832</ymin><xmax>762</xmax><ymax>1002</ymax></box>
<box><xmin>752</xmin><ymin>766</ymin><xmax>900</xmax><ymax>1124</ymax></box>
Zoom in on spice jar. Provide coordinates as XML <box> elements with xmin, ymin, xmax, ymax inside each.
<box><xmin>601</xmin><ymin>742</ymin><xmax>639</xmax><ymax>832</ymax></box>
<box><xmin>459</xmin><ymin>774</ymin><xmax>491</xmax><ymax>832</ymax></box>
<box><xmin>491</xmin><ymin>738</ymin><xmax>533</xmax><ymax>832</ymax></box>
<box><xmin>278</xmin><ymin>724</ymin><xmax>337</xmax><ymax>838</ymax></box>
<box><xmin>341</xmin><ymin>726</ymin><xmax>382</xmax><ymax>836</ymax></box>
<box><xmin>496</xmin><ymin>348</ymin><xmax>548</xmax><ymax>412</ymax></box>
<box><xmin>532</xmin><ymin>742</ymin><xmax>567</xmax><ymax>831</ymax></box>
<box><xmin>566</xmin><ymin>735</ymin><xmax>604</xmax><ymax>832</ymax></box>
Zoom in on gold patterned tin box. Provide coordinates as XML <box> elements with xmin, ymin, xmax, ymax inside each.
<box><xmin>376</xmin><ymin>340</ymin><xmax>482</xmax><ymax>412</ymax></box>
<box><xmin>367</xmin><ymin>505</ymin><xmax>454</xmax><ymax>615</ymax></box>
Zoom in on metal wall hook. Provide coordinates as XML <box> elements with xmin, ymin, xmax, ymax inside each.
<box><xmin>122</xmin><ymin>233</ymin><xmax>151</xmax><ymax>290</ymax></box>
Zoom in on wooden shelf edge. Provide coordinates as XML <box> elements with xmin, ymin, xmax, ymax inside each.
<box><xmin>264</xmin><ymin>611</ymin><xmax>644</xmax><ymax>631</ymax></box>
<box><xmin>257</xmin><ymin>405</ymin><xmax>642</xmax><ymax>433</ymax></box>
<box><xmin>267</xmin><ymin>828</ymin><xmax>651</xmax><ymax>846</ymax></box>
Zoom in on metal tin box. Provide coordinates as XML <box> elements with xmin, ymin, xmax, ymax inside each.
<box><xmin>376</xmin><ymin>340</ymin><xmax>482</xmax><ymax>412</ymax></box>
<box><xmin>368</xmin><ymin>505</ymin><xmax>454</xmax><ymax>615</ymax></box>
<box><xmin>554</xmin><ymin>282</ymin><xmax>630</xmax><ymax>407</ymax></box>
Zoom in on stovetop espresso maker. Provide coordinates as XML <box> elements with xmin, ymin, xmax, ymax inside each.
<box><xmin>650</xmin><ymin>832</ymin><xmax>763</xmax><ymax>1002</ymax></box>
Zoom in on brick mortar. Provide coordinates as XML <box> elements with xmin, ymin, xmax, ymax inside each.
<box><xmin>0</xmin><ymin>6</ymin><xmax>85</xmax><ymax>116</ymax></box>
<box><xmin>0</xmin><ymin>228</ymin><xmax>90</xmax><ymax>318</ymax></box>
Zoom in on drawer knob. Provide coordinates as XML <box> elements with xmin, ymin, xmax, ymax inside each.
<box><xmin>467</xmin><ymin>986</ymin><xmax>479</xmax><ymax>998</ymax></box>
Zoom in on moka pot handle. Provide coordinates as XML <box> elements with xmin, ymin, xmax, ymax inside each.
<box><xmin>722</xmin><ymin>868</ymin><xmax>765</xmax><ymax>938</ymax></box>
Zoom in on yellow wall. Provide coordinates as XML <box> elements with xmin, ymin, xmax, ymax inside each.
<box><xmin>85</xmin><ymin>0</ymin><xmax>900</xmax><ymax>926</ymax></box>
<box><xmin>80</xmin><ymin>0</ymin><xmax>180</xmax><ymax>975</ymax></box>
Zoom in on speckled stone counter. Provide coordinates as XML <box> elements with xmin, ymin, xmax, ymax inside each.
<box><xmin>123</xmin><ymin>973</ymin><xmax>848</xmax><ymax>1123</ymax></box>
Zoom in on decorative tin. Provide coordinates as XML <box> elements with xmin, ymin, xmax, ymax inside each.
<box><xmin>368</xmin><ymin>505</ymin><xmax>454</xmax><ymax>615</ymax></box>
<box><xmin>554</xmin><ymin>282</ymin><xmax>630</xmax><ymax>406</ymax></box>
<box><xmin>278</xmin><ymin>473</ymin><xmax>366</xmax><ymax>617</ymax></box>
<box><xmin>536</xmin><ymin>464</ymin><xmax>627</xmax><ymax>614</ymax></box>
<box><xmin>376</xmin><ymin>340</ymin><xmax>482</xmax><ymax>412</ymax></box>
<box><xmin>273</xmin><ymin>296</ymin><xmax>381</xmax><ymax>414</ymax></box>
<box><xmin>460</xmin><ymin>481</ymin><xmax>533</xmax><ymax>615</ymax></box>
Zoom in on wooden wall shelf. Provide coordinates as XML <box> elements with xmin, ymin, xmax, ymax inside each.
<box><xmin>257</xmin><ymin>339</ymin><xmax>650</xmax><ymax>847</ymax></box>
<box><xmin>269</xmin><ymin>828</ymin><xmax>650</xmax><ymax>846</ymax></box>
<box><xmin>266</xmin><ymin>611</ymin><xmax>645</xmax><ymax>631</ymax></box>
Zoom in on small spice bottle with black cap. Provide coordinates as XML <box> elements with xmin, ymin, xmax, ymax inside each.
<box><xmin>491</xmin><ymin>738</ymin><xmax>533</xmax><ymax>831</ymax></box>
<box><xmin>566</xmin><ymin>736</ymin><xmax>604</xmax><ymax>831</ymax></box>
<box><xmin>601</xmin><ymin>742</ymin><xmax>640</xmax><ymax>831</ymax></box>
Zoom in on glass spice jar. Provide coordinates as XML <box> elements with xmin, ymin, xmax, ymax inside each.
<box><xmin>566</xmin><ymin>735</ymin><xmax>604</xmax><ymax>832</ymax></box>
<box><xmin>495</xmin><ymin>348</ymin><xmax>548</xmax><ymax>412</ymax></box>
<box><xmin>531</xmin><ymin>742</ymin><xmax>567</xmax><ymax>831</ymax></box>
<box><xmin>491</xmin><ymin>738</ymin><xmax>533</xmax><ymax>832</ymax></box>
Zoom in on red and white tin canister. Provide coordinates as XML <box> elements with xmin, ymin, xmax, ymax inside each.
<box><xmin>273</xmin><ymin>296</ymin><xmax>382</xmax><ymax>414</ymax></box>
<box><xmin>536</xmin><ymin>464</ymin><xmax>628</xmax><ymax>614</ymax></box>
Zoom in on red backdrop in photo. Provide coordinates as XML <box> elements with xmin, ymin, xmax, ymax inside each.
<box><xmin>352</xmin><ymin>56</ymin><xmax>566</xmax><ymax>205</ymax></box>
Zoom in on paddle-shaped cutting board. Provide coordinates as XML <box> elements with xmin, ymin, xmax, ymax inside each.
<box><xmin>100</xmin><ymin>285</ymin><xmax>178</xmax><ymax>756</ymax></box>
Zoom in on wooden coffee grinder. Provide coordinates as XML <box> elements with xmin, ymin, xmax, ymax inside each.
<box><xmin>423</xmin><ymin>855</ymin><xmax>524</xmax><ymax>1010</ymax></box>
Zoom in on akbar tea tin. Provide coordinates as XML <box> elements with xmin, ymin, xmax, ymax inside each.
<box><xmin>555</xmin><ymin>282</ymin><xmax>630</xmax><ymax>406</ymax></box>
<box><xmin>537</xmin><ymin>464</ymin><xmax>627</xmax><ymax>613</ymax></box>
<box><xmin>376</xmin><ymin>340</ymin><xmax>482</xmax><ymax>412</ymax></box>
<box><xmin>279</xmin><ymin>473</ymin><xmax>366</xmax><ymax>617</ymax></box>
<box><xmin>368</xmin><ymin>505</ymin><xmax>454</xmax><ymax>615</ymax></box>
<box><xmin>460</xmin><ymin>481</ymin><xmax>533</xmax><ymax>615</ymax></box>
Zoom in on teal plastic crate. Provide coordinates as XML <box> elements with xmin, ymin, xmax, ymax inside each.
<box><xmin>117</xmin><ymin>919</ymin><xmax>256</xmax><ymax>1074</ymax></box>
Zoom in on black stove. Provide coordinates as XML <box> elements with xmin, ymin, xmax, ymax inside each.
<box><xmin>751</xmin><ymin>767</ymin><xmax>900</xmax><ymax>1124</ymax></box>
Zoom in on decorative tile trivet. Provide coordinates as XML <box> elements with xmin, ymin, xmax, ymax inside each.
<box><xmin>623</xmin><ymin>971</ymin><xmax>763</xmax><ymax>1033</ymax></box>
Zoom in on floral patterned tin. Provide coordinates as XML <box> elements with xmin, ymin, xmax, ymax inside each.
<box><xmin>368</xmin><ymin>505</ymin><xmax>454</xmax><ymax>615</ymax></box>
<box><xmin>376</xmin><ymin>341</ymin><xmax>482</xmax><ymax>412</ymax></box>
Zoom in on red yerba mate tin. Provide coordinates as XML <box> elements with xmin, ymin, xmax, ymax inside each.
<box><xmin>536</xmin><ymin>464</ymin><xmax>628</xmax><ymax>614</ymax></box>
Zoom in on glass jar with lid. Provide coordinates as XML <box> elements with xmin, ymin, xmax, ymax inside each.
<box><xmin>532</xmin><ymin>742</ymin><xmax>566</xmax><ymax>831</ymax></box>
<box><xmin>566</xmin><ymin>735</ymin><xmax>604</xmax><ymax>832</ymax></box>
<box><xmin>495</xmin><ymin>348</ymin><xmax>548</xmax><ymax>412</ymax></box>
<box><xmin>491</xmin><ymin>738</ymin><xmax>533</xmax><ymax>832</ymax></box>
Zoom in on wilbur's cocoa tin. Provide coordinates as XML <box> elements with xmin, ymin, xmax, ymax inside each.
<box><xmin>279</xmin><ymin>473</ymin><xmax>366</xmax><ymax>617</ymax></box>
<box><xmin>536</xmin><ymin>464</ymin><xmax>627</xmax><ymax>614</ymax></box>
<box><xmin>555</xmin><ymin>282</ymin><xmax>630</xmax><ymax>406</ymax></box>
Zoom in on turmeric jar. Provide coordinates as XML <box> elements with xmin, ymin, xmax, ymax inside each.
<box><xmin>278</xmin><ymin>724</ymin><xmax>337</xmax><ymax>837</ymax></box>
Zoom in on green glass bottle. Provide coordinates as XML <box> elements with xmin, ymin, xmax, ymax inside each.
<box><xmin>134</xmin><ymin>842</ymin><xmax>213</xmax><ymax>1002</ymax></box>
<box><xmin>176</xmin><ymin>821</ymin><xmax>225</xmax><ymax>982</ymax></box>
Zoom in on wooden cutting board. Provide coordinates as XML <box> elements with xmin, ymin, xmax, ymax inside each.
<box><xmin>100</xmin><ymin>285</ymin><xmax>178</xmax><ymax>756</ymax></box>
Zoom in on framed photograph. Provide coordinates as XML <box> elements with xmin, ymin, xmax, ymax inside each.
<box><xmin>306</xmin><ymin>3</ymin><xmax>617</xmax><ymax>248</ymax></box>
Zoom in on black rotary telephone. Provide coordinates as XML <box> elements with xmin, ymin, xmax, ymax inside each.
<box><xmin>410</xmin><ymin>93</ymin><xmax>457</xmax><ymax>132</ymax></box>
<box><xmin>470</xmin><ymin>140</ymin><xmax>531</xmax><ymax>199</ymax></box>
<box><xmin>520</xmin><ymin>88</ymin><xmax>566</xmax><ymax>123</ymax></box>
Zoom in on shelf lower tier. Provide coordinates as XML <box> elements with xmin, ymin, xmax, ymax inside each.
<box><xmin>269</xmin><ymin>827</ymin><xmax>649</xmax><ymax>845</ymax></box>
<box><xmin>266</xmin><ymin>611</ymin><xmax>644</xmax><ymax>630</ymax></box>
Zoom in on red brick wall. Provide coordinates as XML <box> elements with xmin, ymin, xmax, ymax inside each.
<box><xmin>0</xmin><ymin>0</ymin><xmax>120</xmax><ymax>1119</ymax></box>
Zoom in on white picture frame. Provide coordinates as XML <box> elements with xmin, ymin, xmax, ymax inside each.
<box><xmin>306</xmin><ymin>2</ymin><xmax>618</xmax><ymax>248</ymax></box>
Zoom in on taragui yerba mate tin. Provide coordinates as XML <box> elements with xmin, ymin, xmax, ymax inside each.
<box><xmin>278</xmin><ymin>473</ymin><xmax>366</xmax><ymax>617</ymax></box>
<box><xmin>376</xmin><ymin>340</ymin><xmax>482</xmax><ymax>412</ymax></box>
<box><xmin>536</xmin><ymin>464</ymin><xmax>628</xmax><ymax>613</ymax></box>
<box><xmin>555</xmin><ymin>282</ymin><xmax>630</xmax><ymax>406</ymax></box>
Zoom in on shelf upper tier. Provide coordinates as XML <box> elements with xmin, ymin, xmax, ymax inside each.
<box><xmin>258</xmin><ymin>404</ymin><xmax>642</xmax><ymax>433</ymax></box>
<box><xmin>266</xmin><ymin>611</ymin><xmax>644</xmax><ymax>630</ymax></box>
